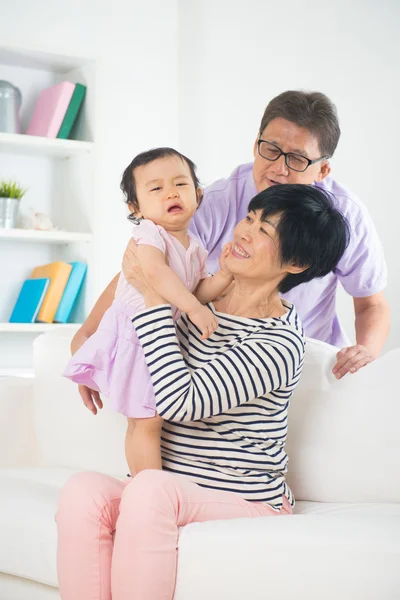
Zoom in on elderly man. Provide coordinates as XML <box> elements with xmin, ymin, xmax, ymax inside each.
<box><xmin>190</xmin><ymin>90</ymin><xmax>390</xmax><ymax>378</ymax></box>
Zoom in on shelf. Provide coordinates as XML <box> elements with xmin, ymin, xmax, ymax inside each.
<box><xmin>0</xmin><ymin>46</ymin><xmax>91</xmax><ymax>73</ymax></box>
<box><xmin>0</xmin><ymin>367</ymin><xmax>34</xmax><ymax>378</ymax></box>
<box><xmin>0</xmin><ymin>228</ymin><xmax>92</xmax><ymax>244</ymax></box>
<box><xmin>0</xmin><ymin>323</ymin><xmax>82</xmax><ymax>333</ymax></box>
<box><xmin>0</xmin><ymin>132</ymin><xmax>94</xmax><ymax>158</ymax></box>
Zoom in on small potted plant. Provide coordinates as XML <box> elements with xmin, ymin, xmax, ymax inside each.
<box><xmin>0</xmin><ymin>179</ymin><xmax>27</xmax><ymax>229</ymax></box>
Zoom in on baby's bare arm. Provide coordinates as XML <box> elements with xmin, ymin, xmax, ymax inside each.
<box><xmin>195</xmin><ymin>271</ymin><xmax>233</xmax><ymax>304</ymax></box>
<box><xmin>136</xmin><ymin>245</ymin><xmax>202</xmax><ymax>315</ymax></box>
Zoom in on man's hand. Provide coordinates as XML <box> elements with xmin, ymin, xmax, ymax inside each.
<box><xmin>332</xmin><ymin>344</ymin><xmax>376</xmax><ymax>379</ymax></box>
<box><xmin>79</xmin><ymin>384</ymin><xmax>103</xmax><ymax>415</ymax></box>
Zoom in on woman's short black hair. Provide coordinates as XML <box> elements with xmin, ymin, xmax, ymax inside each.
<box><xmin>120</xmin><ymin>147</ymin><xmax>201</xmax><ymax>221</ymax></box>
<box><xmin>248</xmin><ymin>184</ymin><xmax>350</xmax><ymax>293</ymax></box>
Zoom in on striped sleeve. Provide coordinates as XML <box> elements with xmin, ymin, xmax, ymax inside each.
<box><xmin>133</xmin><ymin>305</ymin><xmax>304</xmax><ymax>422</ymax></box>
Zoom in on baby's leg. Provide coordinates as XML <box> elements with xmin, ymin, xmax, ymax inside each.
<box><xmin>125</xmin><ymin>418</ymin><xmax>137</xmax><ymax>476</ymax></box>
<box><xmin>125</xmin><ymin>415</ymin><xmax>163</xmax><ymax>473</ymax></box>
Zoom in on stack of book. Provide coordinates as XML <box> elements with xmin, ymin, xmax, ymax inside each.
<box><xmin>9</xmin><ymin>262</ymin><xmax>87</xmax><ymax>324</ymax></box>
<box><xmin>26</xmin><ymin>82</ymin><xmax>87</xmax><ymax>139</ymax></box>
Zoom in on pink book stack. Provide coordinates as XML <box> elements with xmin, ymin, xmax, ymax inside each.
<box><xmin>26</xmin><ymin>82</ymin><xmax>75</xmax><ymax>138</ymax></box>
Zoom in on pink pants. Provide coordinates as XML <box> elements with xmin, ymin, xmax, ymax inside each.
<box><xmin>56</xmin><ymin>469</ymin><xmax>292</xmax><ymax>600</ymax></box>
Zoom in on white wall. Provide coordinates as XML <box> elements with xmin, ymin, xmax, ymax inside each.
<box><xmin>0</xmin><ymin>0</ymin><xmax>180</xmax><ymax>297</ymax></box>
<box><xmin>178</xmin><ymin>0</ymin><xmax>400</xmax><ymax>350</ymax></box>
<box><xmin>0</xmin><ymin>0</ymin><xmax>398</xmax><ymax>355</ymax></box>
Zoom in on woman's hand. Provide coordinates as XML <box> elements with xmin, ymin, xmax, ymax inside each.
<box><xmin>122</xmin><ymin>239</ymin><xmax>166</xmax><ymax>306</ymax></box>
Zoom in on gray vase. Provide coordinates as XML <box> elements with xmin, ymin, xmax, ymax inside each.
<box><xmin>0</xmin><ymin>197</ymin><xmax>20</xmax><ymax>229</ymax></box>
<box><xmin>0</xmin><ymin>80</ymin><xmax>22</xmax><ymax>134</ymax></box>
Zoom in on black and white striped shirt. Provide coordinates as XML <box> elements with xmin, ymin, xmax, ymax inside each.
<box><xmin>132</xmin><ymin>301</ymin><xmax>305</xmax><ymax>510</ymax></box>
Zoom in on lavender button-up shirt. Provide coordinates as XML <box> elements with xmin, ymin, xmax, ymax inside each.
<box><xmin>189</xmin><ymin>162</ymin><xmax>387</xmax><ymax>348</ymax></box>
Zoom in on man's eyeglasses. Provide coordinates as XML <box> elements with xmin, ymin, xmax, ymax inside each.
<box><xmin>257</xmin><ymin>139</ymin><xmax>330</xmax><ymax>173</ymax></box>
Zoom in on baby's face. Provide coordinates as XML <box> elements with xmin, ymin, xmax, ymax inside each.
<box><xmin>133</xmin><ymin>156</ymin><xmax>199</xmax><ymax>231</ymax></box>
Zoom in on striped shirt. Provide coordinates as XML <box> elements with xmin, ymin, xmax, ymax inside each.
<box><xmin>132</xmin><ymin>300</ymin><xmax>305</xmax><ymax>510</ymax></box>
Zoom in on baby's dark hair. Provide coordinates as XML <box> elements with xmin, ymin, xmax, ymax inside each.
<box><xmin>120</xmin><ymin>147</ymin><xmax>201</xmax><ymax>220</ymax></box>
<box><xmin>248</xmin><ymin>184</ymin><xmax>350</xmax><ymax>293</ymax></box>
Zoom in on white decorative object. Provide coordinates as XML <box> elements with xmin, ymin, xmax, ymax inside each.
<box><xmin>19</xmin><ymin>208</ymin><xmax>58</xmax><ymax>231</ymax></box>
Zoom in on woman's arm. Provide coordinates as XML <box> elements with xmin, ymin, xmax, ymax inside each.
<box><xmin>122</xmin><ymin>239</ymin><xmax>304</xmax><ymax>421</ymax></box>
<box><xmin>71</xmin><ymin>273</ymin><xmax>119</xmax><ymax>354</ymax></box>
<box><xmin>133</xmin><ymin>306</ymin><xmax>304</xmax><ymax>421</ymax></box>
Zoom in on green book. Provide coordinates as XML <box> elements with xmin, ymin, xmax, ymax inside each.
<box><xmin>56</xmin><ymin>83</ymin><xmax>87</xmax><ymax>139</ymax></box>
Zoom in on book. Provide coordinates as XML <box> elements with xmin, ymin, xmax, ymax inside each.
<box><xmin>57</xmin><ymin>83</ymin><xmax>87</xmax><ymax>140</ymax></box>
<box><xmin>26</xmin><ymin>82</ymin><xmax>76</xmax><ymax>138</ymax></box>
<box><xmin>31</xmin><ymin>262</ymin><xmax>72</xmax><ymax>323</ymax></box>
<box><xmin>54</xmin><ymin>262</ymin><xmax>87</xmax><ymax>323</ymax></box>
<box><xmin>9</xmin><ymin>278</ymin><xmax>50</xmax><ymax>323</ymax></box>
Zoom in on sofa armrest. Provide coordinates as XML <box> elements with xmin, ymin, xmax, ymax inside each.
<box><xmin>0</xmin><ymin>378</ymin><xmax>40</xmax><ymax>468</ymax></box>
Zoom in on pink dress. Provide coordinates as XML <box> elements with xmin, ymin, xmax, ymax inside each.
<box><xmin>63</xmin><ymin>220</ymin><xmax>209</xmax><ymax>417</ymax></box>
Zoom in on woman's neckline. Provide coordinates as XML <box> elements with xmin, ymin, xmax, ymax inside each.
<box><xmin>209</xmin><ymin>299</ymin><xmax>292</xmax><ymax>323</ymax></box>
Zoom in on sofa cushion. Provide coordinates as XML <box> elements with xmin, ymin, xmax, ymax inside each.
<box><xmin>175</xmin><ymin>510</ymin><xmax>400</xmax><ymax>600</ymax></box>
<box><xmin>0</xmin><ymin>573</ymin><xmax>60</xmax><ymax>600</ymax></box>
<box><xmin>286</xmin><ymin>340</ymin><xmax>400</xmax><ymax>503</ymax></box>
<box><xmin>0</xmin><ymin>468</ymin><xmax>77</xmax><ymax>587</ymax></box>
<box><xmin>1</xmin><ymin>466</ymin><xmax>399</xmax><ymax>598</ymax></box>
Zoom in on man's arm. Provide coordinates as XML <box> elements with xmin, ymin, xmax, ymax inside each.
<box><xmin>332</xmin><ymin>291</ymin><xmax>390</xmax><ymax>379</ymax></box>
<box><xmin>71</xmin><ymin>272</ymin><xmax>119</xmax><ymax>415</ymax></box>
<box><xmin>71</xmin><ymin>273</ymin><xmax>119</xmax><ymax>354</ymax></box>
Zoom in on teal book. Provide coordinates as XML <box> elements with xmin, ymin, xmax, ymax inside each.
<box><xmin>9</xmin><ymin>278</ymin><xmax>50</xmax><ymax>323</ymax></box>
<box><xmin>54</xmin><ymin>262</ymin><xmax>87</xmax><ymax>323</ymax></box>
<box><xmin>56</xmin><ymin>83</ymin><xmax>87</xmax><ymax>139</ymax></box>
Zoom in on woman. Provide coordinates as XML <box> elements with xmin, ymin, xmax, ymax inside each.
<box><xmin>57</xmin><ymin>184</ymin><xmax>349</xmax><ymax>600</ymax></box>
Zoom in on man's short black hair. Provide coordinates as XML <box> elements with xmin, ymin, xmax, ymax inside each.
<box><xmin>259</xmin><ymin>91</ymin><xmax>340</xmax><ymax>157</ymax></box>
<box><xmin>248</xmin><ymin>184</ymin><xmax>350</xmax><ymax>293</ymax></box>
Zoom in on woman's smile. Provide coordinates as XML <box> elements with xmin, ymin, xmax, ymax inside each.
<box><xmin>231</xmin><ymin>242</ymin><xmax>250</xmax><ymax>259</ymax></box>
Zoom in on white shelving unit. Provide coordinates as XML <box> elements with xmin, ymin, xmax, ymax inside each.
<box><xmin>0</xmin><ymin>323</ymin><xmax>81</xmax><ymax>333</ymax></box>
<box><xmin>0</xmin><ymin>45</ymin><xmax>96</xmax><ymax>377</ymax></box>
<box><xmin>0</xmin><ymin>131</ymin><xmax>94</xmax><ymax>158</ymax></box>
<box><xmin>0</xmin><ymin>367</ymin><xmax>35</xmax><ymax>378</ymax></box>
<box><xmin>0</xmin><ymin>227</ymin><xmax>92</xmax><ymax>244</ymax></box>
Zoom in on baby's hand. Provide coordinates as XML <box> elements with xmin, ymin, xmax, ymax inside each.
<box><xmin>219</xmin><ymin>243</ymin><xmax>233</xmax><ymax>278</ymax></box>
<box><xmin>188</xmin><ymin>304</ymin><xmax>218</xmax><ymax>339</ymax></box>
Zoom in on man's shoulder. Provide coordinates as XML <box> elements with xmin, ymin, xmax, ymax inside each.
<box><xmin>315</xmin><ymin>176</ymin><xmax>367</xmax><ymax>223</ymax></box>
<box><xmin>204</xmin><ymin>162</ymin><xmax>254</xmax><ymax>198</ymax></box>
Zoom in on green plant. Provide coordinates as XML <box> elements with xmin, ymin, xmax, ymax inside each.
<box><xmin>0</xmin><ymin>179</ymin><xmax>27</xmax><ymax>200</ymax></box>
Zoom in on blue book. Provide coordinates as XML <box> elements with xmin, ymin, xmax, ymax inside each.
<box><xmin>54</xmin><ymin>262</ymin><xmax>87</xmax><ymax>323</ymax></box>
<box><xmin>9</xmin><ymin>278</ymin><xmax>50</xmax><ymax>323</ymax></box>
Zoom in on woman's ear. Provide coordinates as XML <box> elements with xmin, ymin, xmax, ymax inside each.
<box><xmin>286</xmin><ymin>264</ymin><xmax>309</xmax><ymax>275</ymax></box>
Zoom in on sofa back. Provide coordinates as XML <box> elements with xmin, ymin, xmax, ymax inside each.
<box><xmin>33</xmin><ymin>328</ymin><xmax>127</xmax><ymax>477</ymax></box>
<box><xmin>33</xmin><ymin>328</ymin><xmax>400</xmax><ymax>502</ymax></box>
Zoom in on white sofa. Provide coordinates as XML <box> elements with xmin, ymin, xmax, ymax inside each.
<box><xmin>0</xmin><ymin>328</ymin><xmax>399</xmax><ymax>600</ymax></box>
